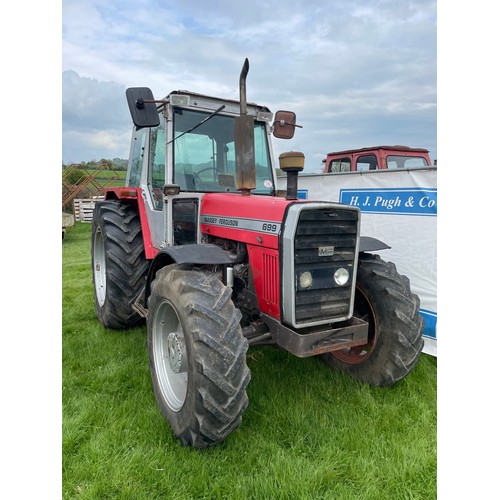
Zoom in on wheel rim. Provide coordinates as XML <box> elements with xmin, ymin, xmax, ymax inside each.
<box><xmin>332</xmin><ymin>287</ymin><xmax>378</xmax><ymax>365</ymax></box>
<box><xmin>93</xmin><ymin>228</ymin><xmax>106</xmax><ymax>306</ymax></box>
<box><xmin>152</xmin><ymin>300</ymin><xmax>188</xmax><ymax>412</ymax></box>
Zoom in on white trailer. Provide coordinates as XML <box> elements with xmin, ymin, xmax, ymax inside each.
<box><xmin>278</xmin><ymin>166</ymin><xmax>437</xmax><ymax>356</ymax></box>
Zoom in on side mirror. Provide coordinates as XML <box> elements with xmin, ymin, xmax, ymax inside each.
<box><xmin>272</xmin><ymin>110</ymin><xmax>302</xmax><ymax>139</ymax></box>
<box><xmin>125</xmin><ymin>87</ymin><xmax>160</xmax><ymax>128</ymax></box>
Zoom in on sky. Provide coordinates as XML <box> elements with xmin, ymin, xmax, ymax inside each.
<box><xmin>62</xmin><ymin>0</ymin><xmax>437</xmax><ymax>172</ymax></box>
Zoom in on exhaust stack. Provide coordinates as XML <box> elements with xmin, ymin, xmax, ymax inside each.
<box><xmin>234</xmin><ymin>58</ymin><xmax>256</xmax><ymax>195</ymax></box>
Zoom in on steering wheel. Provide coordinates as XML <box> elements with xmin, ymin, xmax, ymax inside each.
<box><xmin>193</xmin><ymin>167</ymin><xmax>218</xmax><ymax>185</ymax></box>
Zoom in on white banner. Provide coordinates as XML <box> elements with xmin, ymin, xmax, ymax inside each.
<box><xmin>278</xmin><ymin>167</ymin><xmax>437</xmax><ymax>356</ymax></box>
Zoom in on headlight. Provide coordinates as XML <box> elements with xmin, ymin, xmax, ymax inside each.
<box><xmin>299</xmin><ymin>271</ymin><xmax>313</xmax><ymax>289</ymax></box>
<box><xmin>334</xmin><ymin>268</ymin><xmax>349</xmax><ymax>286</ymax></box>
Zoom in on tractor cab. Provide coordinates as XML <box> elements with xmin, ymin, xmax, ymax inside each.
<box><xmin>124</xmin><ymin>85</ymin><xmax>298</xmax><ymax>249</ymax></box>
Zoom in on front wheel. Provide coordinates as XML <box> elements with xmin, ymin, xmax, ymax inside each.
<box><xmin>320</xmin><ymin>253</ymin><xmax>424</xmax><ymax>386</ymax></box>
<box><xmin>147</xmin><ymin>265</ymin><xmax>251</xmax><ymax>448</ymax></box>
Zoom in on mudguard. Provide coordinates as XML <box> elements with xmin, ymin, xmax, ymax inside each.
<box><xmin>158</xmin><ymin>244</ymin><xmax>234</xmax><ymax>265</ymax></box>
<box><xmin>359</xmin><ymin>236</ymin><xmax>391</xmax><ymax>253</ymax></box>
<box><xmin>143</xmin><ymin>244</ymin><xmax>234</xmax><ymax>304</ymax></box>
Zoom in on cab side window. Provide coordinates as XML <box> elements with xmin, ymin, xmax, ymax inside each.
<box><xmin>329</xmin><ymin>157</ymin><xmax>351</xmax><ymax>173</ymax></box>
<box><xmin>127</xmin><ymin>128</ymin><xmax>147</xmax><ymax>187</ymax></box>
<box><xmin>356</xmin><ymin>154</ymin><xmax>378</xmax><ymax>171</ymax></box>
<box><xmin>387</xmin><ymin>155</ymin><xmax>429</xmax><ymax>169</ymax></box>
<box><xmin>149</xmin><ymin>114</ymin><xmax>166</xmax><ymax>210</ymax></box>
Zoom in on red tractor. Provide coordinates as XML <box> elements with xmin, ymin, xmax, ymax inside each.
<box><xmin>91</xmin><ymin>59</ymin><xmax>423</xmax><ymax>448</ymax></box>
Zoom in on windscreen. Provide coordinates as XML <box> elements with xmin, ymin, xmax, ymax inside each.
<box><xmin>173</xmin><ymin>108</ymin><xmax>275</xmax><ymax>194</ymax></box>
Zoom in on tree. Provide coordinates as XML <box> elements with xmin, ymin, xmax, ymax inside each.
<box><xmin>65</xmin><ymin>169</ymin><xmax>88</xmax><ymax>185</ymax></box>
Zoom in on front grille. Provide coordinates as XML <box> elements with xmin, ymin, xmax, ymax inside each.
<box><xmin>281</xmin><ymin>203</ymin><xmax>360</xmax><ymax>328</ymax></box>
<box><xmin>294</xmin><ymin>208</ymin><xmax>358</xmax><ymax>324</ymax></box>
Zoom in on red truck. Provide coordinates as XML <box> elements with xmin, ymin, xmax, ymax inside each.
<box><xmin>323</xmin><ymin>145</ymin><xmax>432</xmax><ymax>173</ymax></box>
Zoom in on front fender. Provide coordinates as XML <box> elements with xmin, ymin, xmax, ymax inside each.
<box><xmin>144</xmin><ymin>244</ymin><xmax>234</xmax><ymax>304</ymax></box>
<box><xmin>359</xmin><ymin>236</ymin><xmax>391</xmax><ymax>253</ymax></box>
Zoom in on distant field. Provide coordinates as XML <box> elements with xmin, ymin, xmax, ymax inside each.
<box><xmin>93</xmin><ymin>169</ymin><xmax>126</xmax><ymax>178</ymax></box>
<box><xmin>91</xmin><ymin>169</ymin><xmax>126</xmax><ymax>187</ymax></box>
<box><xmin>62</xmin><ymin>168</ymin><xmax>127</xmax><ymax>190</ymax></box>
<box><xmin>63</xmin><ymin>222</ymin><xmax>437</xmax><ymax>499</ymax></box>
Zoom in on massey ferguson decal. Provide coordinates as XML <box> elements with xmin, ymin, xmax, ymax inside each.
<box><xmin>201</xmin><ymin>215</ymin><xmax>281</xmax><ymax>235</ymax></box>
<box><xmin>318</xmin><ymin>246</ymin><xmax>335</xmax><ymax>257</ymax></box>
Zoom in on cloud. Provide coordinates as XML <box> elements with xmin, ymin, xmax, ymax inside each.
<box><xmin>62</xmin><ymin>0</ymin><xmax>437</xmax><ymax>169</ymax></box>
<box><xmin>62</xmin><ymin>71</ymin><xmax>131</xmax><ymax>162</ymax></box>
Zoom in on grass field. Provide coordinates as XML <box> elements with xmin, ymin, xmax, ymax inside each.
<box><xmin>92</xmin><ymin>169</ymin><xmax>127</xmax><ymax>186</ymax></box>
<box><xmin>62</xmin><ymin>222</ymin><xmax>437</xmax><ymax>499</ymax></box>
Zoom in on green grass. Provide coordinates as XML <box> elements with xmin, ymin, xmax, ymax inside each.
<box><xmin>63</xmin><ymin>222</ymin><xmax>437</xmax><ymax>499</ymax></box>
<box><xmin>92</xmin><ymin>169</ymin><xmax>127</xmax><ymax>186</ymax></box>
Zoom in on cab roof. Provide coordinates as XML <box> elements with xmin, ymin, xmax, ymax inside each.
<box><xmin>326</xmin><ymin>145</ymin><xmax>429</xmax><ymax>156</ymax></box>
<box><xmin>161</xmin><ymin>90</ymin><xmax>271</xmax><ymax>113</ymax></box>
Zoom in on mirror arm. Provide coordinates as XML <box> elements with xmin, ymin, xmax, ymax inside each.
<box><xmin>279</xmin><ymin>120</ymin><xmax>303</xmax><ymax>129</ymax></box>
<box><xmin>136</xmin><ymin>98</ymin><xmax>167</xmax><ymax>109</ymax></box>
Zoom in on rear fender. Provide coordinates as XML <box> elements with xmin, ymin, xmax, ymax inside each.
<box><xmin>103</xmin><ymin>187</ymin><xmax>156</xmax><ymax>259</ymax></box>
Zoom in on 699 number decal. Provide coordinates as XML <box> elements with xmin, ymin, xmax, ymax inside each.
<box><xmin>261</xmin><ymin>223</ymin><xmax>278</xmax><ymax>233</ymax></box>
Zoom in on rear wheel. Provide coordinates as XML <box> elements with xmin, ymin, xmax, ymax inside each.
<box><xmin>320</xmin><ymin>253</ymin><xmax>424</xmax><ymax>386</ymax></box>
<box><xmin>91</xmin><ymin>200</ymin><xmax>149</xmax><ymax>329</ymax></box>
<box><xmin>148</xmin><ymin>265</ymin><xmax>251</xmax><ymax>448</ymax></box>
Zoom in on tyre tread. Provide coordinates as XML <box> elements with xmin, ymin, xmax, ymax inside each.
<box><xmin>149</xmin><ymin>265</ymin><xmax>250</xmax><ymax>448</ymax></box>
<box><xmin>92</xmin><ymin>200</ymin><xmax>148</xmax><ymax>329</ymax></box>
<box><xmin>321</xmin><ymin>253</ymin><xmax>424</xmax><ymax>386</ymax></box>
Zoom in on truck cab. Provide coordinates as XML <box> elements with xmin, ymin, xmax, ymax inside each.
<box><xmin>323</xmin><ymin>145</ymin><xmax>431</xmax><ymax>173</ymax></box>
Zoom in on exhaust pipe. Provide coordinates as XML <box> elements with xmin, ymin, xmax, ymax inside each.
<box><xmin>234</xmin><ymin>58</ymin><xmax>256</xmax><ymax>195</ymax></box>
<box><xmin>239</xmin><ymin>58</ymin><xmax>249</xmax><ymax>116</ymax></box>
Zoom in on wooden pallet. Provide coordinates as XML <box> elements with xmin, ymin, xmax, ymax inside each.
<box><xmin>73</xmin><ymin>197</ymin><xmax>104</xmax><ymax>223</ymax></box>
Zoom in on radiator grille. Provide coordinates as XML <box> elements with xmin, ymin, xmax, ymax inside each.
<box><xmin>293</xmin><ymin>207</ymin><xmax>358</xmax><ymax>325</ymax></box>
<box><xmin>262</xmin><ymin>251</ymin><xmax>279</xmax><ymax>306</ymax></box>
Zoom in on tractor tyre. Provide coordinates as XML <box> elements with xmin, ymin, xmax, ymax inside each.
<box><xmin>320</xmin><ymin>253</ymin><xmax>424</xmax><ymax>386</ymax></box>
<box><xmin>91</xmin><ymin>200</ymin><xmax>149</xmax><ymax>329</ymax></box>
<box><xmin>147</xmin><ymin>264</ymin><xmax>251</xmax><ymax>448</ymax></box>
